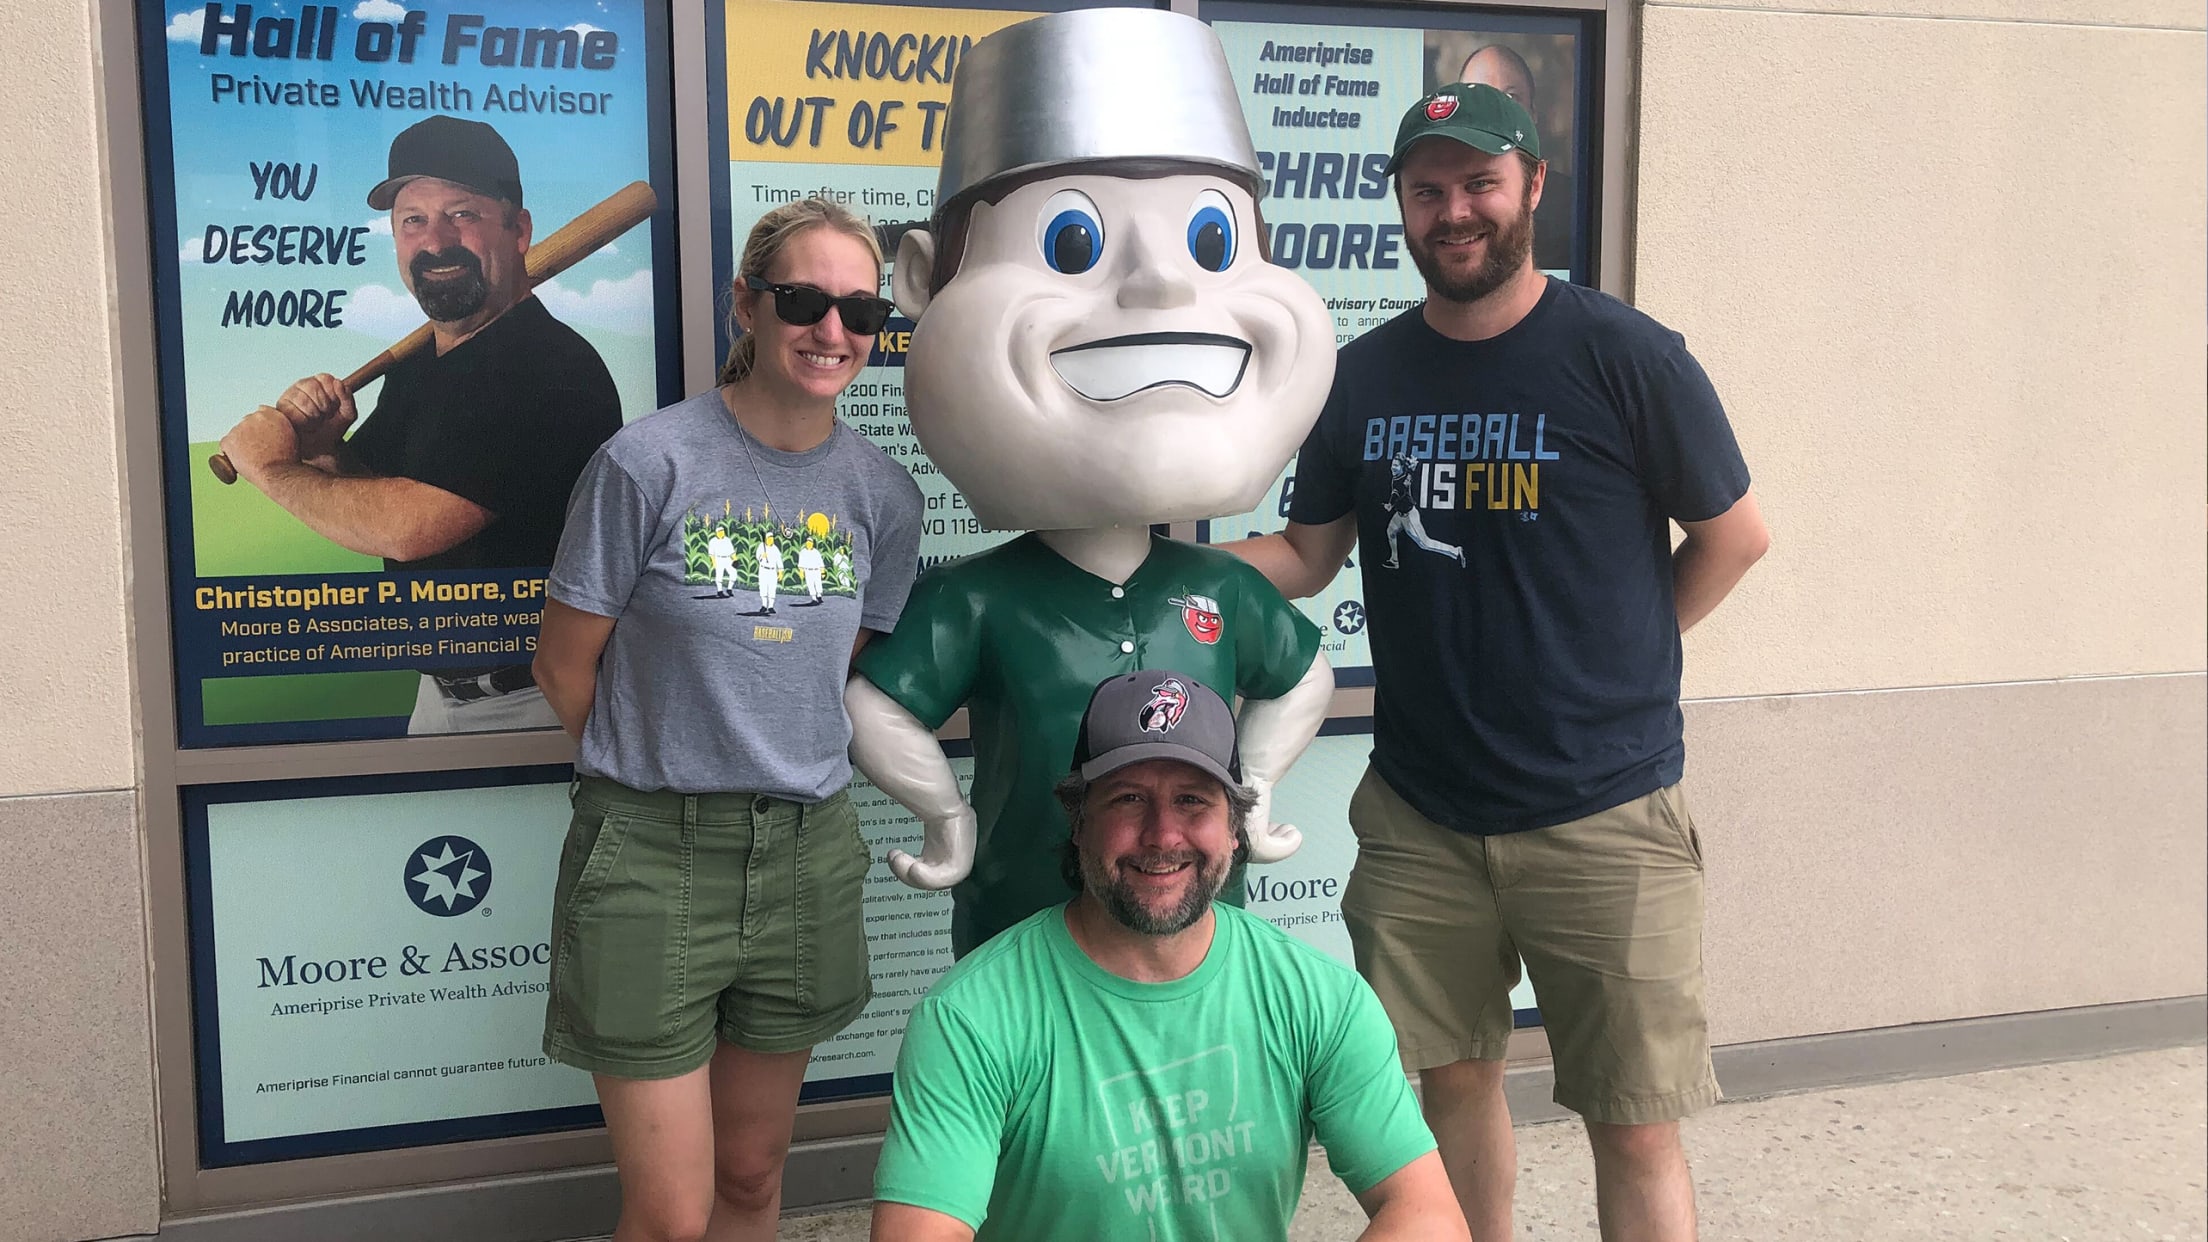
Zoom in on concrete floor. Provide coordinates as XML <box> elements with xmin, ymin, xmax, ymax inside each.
<box><xmin>768</xmin><ymin>1044</ymin><xmax>2206</xmax><ymax>1240</ymax></box>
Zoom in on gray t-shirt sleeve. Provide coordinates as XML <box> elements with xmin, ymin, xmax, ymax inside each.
<box><xmin>860</xmin><ymin>464</ymin><xmax>924</xmax><ymax>632</ymax></box>
<box><xmin>547</xmin><ymin>447</ymin><xmax>659</xmax><ymax>619</ymax></box>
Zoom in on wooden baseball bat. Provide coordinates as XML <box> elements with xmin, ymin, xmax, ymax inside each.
<box><xmin>210</xmin><ymin>179</ymin><xmax>659</xmax><ymax>484</ymax></box>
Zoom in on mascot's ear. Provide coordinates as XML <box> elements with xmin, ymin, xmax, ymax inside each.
<box><xmin>893</xmin><ymin>229</ymin><xmax>937</xmax><ymax>319</ymax></box>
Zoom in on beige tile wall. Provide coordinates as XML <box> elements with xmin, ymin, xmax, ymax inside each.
<box><xmin>1688</xmin><ymin>674</ymin><xmax>2208</xmax><ymax>1047</ymax></box>
<box><xmin>0</xmin><ymin>0</ymin><xmax>136</xmax><ymax>799</ymax></box>
<box><xmin>0</xmin><ymin>791</ymin><xmax>159</xmax><ymax>1240</ymax></box>
<box><xmin>1638</xmin><ymin>2</ymin><xmax>2208</xmax><ymax>700</ymax></box>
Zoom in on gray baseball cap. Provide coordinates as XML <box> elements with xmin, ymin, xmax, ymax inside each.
<box><xmin>1072</xmin><ymin>671</ymin><xmax>1242</xmax><ymax>789</ymax></box>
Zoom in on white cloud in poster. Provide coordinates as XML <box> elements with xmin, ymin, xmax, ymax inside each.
<box><xmin>566</xmin><ymin>23</ymin><xmax>606</xmax><ymax>36</ymax></box>
<box><xmin>166</xmin><ymin>9</ymin><xmax>205</xmax><ymax>42</ymax></box>
<box><xmin>341</xmin><ymin>284</ymin><xmax>428</xmax><ymax>339</ymax></box>
<box><xmin>180</xmin><ymin>233</ymin><xmax>204</xmax><ymax>262</ymax></box>
<box><xmin>353</xmin><ymin>0</ymin><xmax>408</xmax><ymax>20</ymax></box>
<box><xmin>364</xmin><ymin>215</ymin><xmax>392</xmax><ymax>236</ymax></box>
<box><xmin>535</xmin><ymin>270</ymin><xmax>653</xmax><ymax>332</ymax></box>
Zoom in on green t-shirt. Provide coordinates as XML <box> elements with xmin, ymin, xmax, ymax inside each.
<box><xmin>875</xmin><ymin>905</ymin><xmax>1435</xmax><ymax>1241</ymax></box>
<box><xmin>854</xmin><ymin>534</ymin><xmax>1322</xmax><ymax>953</ymax></box>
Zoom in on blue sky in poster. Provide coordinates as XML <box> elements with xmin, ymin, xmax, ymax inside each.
<box><xmin>160</xmin><ymin>0</ymin><xmax>661</xmax><ymax>438</ymax></box>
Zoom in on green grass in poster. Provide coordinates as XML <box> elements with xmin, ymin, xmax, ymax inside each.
<box><xmin>202</xmin><ymin>672</ymin><xmax>418</xmax><ymax>725</ymax></box>
<box><xmin>188</xmin><ymin>441</ymin><xmax>382</xmax><ymax>577</ymax></box>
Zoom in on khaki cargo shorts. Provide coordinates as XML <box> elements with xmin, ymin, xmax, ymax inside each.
<box><xmin>543</xmin><ymin>776</ymin><xmax>873</xmax><ymax>1079</ymax></box>
<box><xmin>1340</xmin><ymin>767</ymin><xmax>1720</xmax><ymax>1125</ymax></box>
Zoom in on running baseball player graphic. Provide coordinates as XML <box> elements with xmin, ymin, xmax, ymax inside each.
<box><xmin>756</xmin><ymin>531</ymin><xmax>784</xmax><ymax>614</ymax></box>
<box><xmin>798</xmin><ymin>537</ymin><xmax>827</xmax><ymax>605</ymax></box>
<box><xmin>708</xmin><ymin>525</ymin><xmax>739</xmax><ymax>596</ymax></box>
<box><xmin>1382</xmin><ymin>451</ymin><xmax>1466</xmax><ymax>569</ymax></box>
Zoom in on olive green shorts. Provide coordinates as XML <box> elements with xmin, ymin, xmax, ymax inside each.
<box><xmin>542</xmin><ymin>776</ymin><xmax>873</xmax><ymax>1079</ymax></box>
<box><xmin>1341</xmin><ymin>767</ymin><xmax>1720</xmax><ymax>1125</ymax></box>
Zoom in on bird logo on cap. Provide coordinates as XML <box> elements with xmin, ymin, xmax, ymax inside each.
<box><xmin>1425</xmin><ymin>94</ymin><xmax>1459</xmax><ymax>121</ymax></box>
<box><xmin>1139</xmin><ymin>677</ymin><xmax>1191</xmax><ymax>734</ymax></box>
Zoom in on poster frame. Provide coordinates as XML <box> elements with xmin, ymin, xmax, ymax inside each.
<box><xmin>1193</xmin><ymin>0</ymin><xmax>1612</xmax><ymax>686</ymax></box>
<box><xmin>136</xmin><ymin>0</ymin><xmax>689</xmax><ymax>752</ymax></box>
<box><xmin>183</xmin><ymin>765</ymin><xmax>602</xmax><ymax>1168</ymax></box>
<box><xmin>99</xmin><ymin>0</ymin><xmax>1628</xmax><ymax>1220</ymax></box>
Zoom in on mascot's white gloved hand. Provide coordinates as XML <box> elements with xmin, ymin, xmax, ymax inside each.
<box><xmin>1242</xmin><ymin>778</ymin><xmax>1303</xmax><ymax>864</ymax></box>
<box><xmin>887</xmin><ymin>803</ymin><xmax>977</xmax><ymax>890</ymax></box>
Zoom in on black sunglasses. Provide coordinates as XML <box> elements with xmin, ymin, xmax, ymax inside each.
<box><xmin>744</xmin><ymin>276</ymin><xmax>894</xmax><ymax>336</ymax></box>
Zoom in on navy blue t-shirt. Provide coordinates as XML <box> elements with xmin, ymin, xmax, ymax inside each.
<box><xmin>1290</xmin><ymin>278</ymin><xmax>1749</xmax><ymax>834</ymax></box>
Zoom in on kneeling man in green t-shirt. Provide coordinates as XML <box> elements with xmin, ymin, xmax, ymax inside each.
<box><xmin>871</xmin><ymin>673</ymin><xmax>1469</xmax><ymax>1242</ymax></box>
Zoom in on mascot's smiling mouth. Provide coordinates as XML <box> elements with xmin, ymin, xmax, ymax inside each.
<box><xmin>1048</xmin><ymin>332</ymin><xmax>1252</xmax><ymax>402</ymax></box>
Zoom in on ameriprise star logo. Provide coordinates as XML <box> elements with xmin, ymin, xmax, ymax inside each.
<box><xmin>404</xmin><ymin>835</ymin><xmax>493</xmax><ymax>917</ymax></box>
<box><xmin>1332</xmin><ymin>600</ymin><xmax>1366</xmax><ymax>635</ymax></box>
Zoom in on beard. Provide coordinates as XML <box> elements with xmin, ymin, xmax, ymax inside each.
<box><xmin>1082</xmin><ymin>845</ymin><xmax>1232</xmax><ymax>936</ymax></box>
<box><xmin>408</xmin><ymin>247</ymin><xmax>492</xmax><ymax>322</ymax></box>
<box><xmin>1407</xmin><ymin>186</ymin><xmax>1536</xmax><ymax>305</ymax></box>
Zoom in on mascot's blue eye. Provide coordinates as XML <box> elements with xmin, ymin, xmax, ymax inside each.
<box><xmin>1037</xmin><ymin>189</ymin><xmax>1105</xmax><ymax>275</ymax></box>
<box><xmin>1187</xmin><ymin>193</ymin><xmax>1236</xmax><ymax>271</ymax></box>
<box><xmin>1044</xmin><ymin>209</ymin><xmax>1102</xmax><ymax>273</ymax></box>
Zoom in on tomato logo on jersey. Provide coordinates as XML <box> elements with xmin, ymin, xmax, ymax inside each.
<box><xmin>1140</xmin><ymin>677</ymin><xmax>1191</xmax><ymax>733</ymax></box>
<box><xmin>1169</xmin><ymin>593</ymin><xmax>1224</xmax><ymax>645</ymax></box>
<box><xmin>1424</xmin><ymin>94</ymin><xmax>1458</xmax><ymax>121</ymax></box>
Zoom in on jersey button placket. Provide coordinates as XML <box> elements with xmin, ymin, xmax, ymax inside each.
<box><xmin>1112</xmin><ymin>585</ymin><xmax>1136</xmax><ymax>660</ymax></box>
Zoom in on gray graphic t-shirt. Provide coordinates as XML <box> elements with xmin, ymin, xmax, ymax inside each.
<box><xmin>549</xmin><ymin>391</ymin><xmax>923</xmax><ymax>797</ymax></box>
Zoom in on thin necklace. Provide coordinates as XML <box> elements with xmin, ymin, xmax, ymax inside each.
<box><xmin>728</xmin><ymin>406</ymin><xmax>783</xmax><ymax>527</ymax></box>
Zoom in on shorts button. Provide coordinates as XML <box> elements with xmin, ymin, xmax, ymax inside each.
<box><xmin>752</xmin><ymin>796</ymin><xmax>771</xmax><ymax>814</ymax></box>
<box><xmin>1119</xmin><ymin>640</ymin><xmax>1134</xmax><ymax>654</ymax></box>
<box><xmin>1110</xmin><ymin>586</ymin><xmax>1125</xmax><ymax>599</ymax></box>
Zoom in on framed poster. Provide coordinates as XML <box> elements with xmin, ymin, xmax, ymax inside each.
<box><xmin>1194</xmin><ymin>0</ymin><xmax>1602</xmax><ymax>683</ymax></box>
<box><xmin>185</xmin><ymin>768</ymin><xmax>598</xmax><ymax>1165</ymax></box>
<box><xmin>184</xmin><ymin>758</ymin><xmax>968</xmax><ymax>1165</ymax></box>
<box><xmin>138</xmin><ymin>0</ymin><xmax>683</xmax><ymax>747</ymax></box>
<box><xmin>705</xmin><ymin>0</ymin><xmax>1155</xmax><ymax>573</ymax></box>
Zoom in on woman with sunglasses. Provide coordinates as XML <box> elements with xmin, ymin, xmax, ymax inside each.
<box><xmin>531</xmin><ymin>197</ymin><xmax>921</xmax><ymax>1242</ymax></box>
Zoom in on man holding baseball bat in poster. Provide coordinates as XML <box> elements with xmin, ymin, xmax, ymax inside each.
<box><xmin>218</xmin><ymin>115</ymin><xmax>623</xmax><ymax>735</ymax></box>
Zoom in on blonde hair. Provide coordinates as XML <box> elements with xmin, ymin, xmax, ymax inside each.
<box><xmin>719</xmin><ymin>198</ymin><xmax>886</xmax><ymax>386</ymax></box>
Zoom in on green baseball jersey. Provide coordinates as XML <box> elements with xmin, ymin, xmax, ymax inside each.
<box><xmin>855</xmin><ymin>534</ymin><xmax>1322</xmax><ymax>954</ymax></box>
<box><xmin>874</xmin><ymin>905</ymin><xmax>1435</xmax><ymax>1242</ymax></box>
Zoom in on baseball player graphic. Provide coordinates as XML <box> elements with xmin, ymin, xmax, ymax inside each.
<box><xmin>832</xmin><ymin>549</ymin><xmax>854</xmax><ymax>592</ymax></box>
<box><xmin>1382</xmin><ymin>452</ymin><xmax>1466</xmax><ymax>569</ymax></box>
<box><xmin>756</xmin><ymin>531</ymin><xmax>784</xmax><ymax>613</ymax></box>
<box><xmin>799</xmin><ymin>538</ymin><xmax>827</xmax><ymax>604</ymax></box>
<box><xmin>708</xmin><ymin>525</ymin><xmax>739</xmax><ymax>596</ymax></box>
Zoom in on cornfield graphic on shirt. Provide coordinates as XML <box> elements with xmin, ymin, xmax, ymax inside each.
<box><xmin>680</xmin><ymin>501</ymin><xmax>856</xmax><ymax>597</ymax></box>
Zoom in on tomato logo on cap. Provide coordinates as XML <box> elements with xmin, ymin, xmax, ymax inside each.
<box><xmin>1425</xmin><ymin>95</ymin><xmax>1458</xmax><ymax>121</ymax></box>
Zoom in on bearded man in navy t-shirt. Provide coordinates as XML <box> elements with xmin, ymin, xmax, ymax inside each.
<box><xmin>1232</xmin><ymin>83</ymin><xmax>1769</xmax><ymax>1242</ymax></box>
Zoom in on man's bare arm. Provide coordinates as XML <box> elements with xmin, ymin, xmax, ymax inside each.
<box><xmin>254</xmin><ymin>462</ymin><xmax>494</xmax><ymax>561</ymax></box>
<box><xmin>1674</xmin><ymin>488</ymin><xmax>1769</xmax><ymax>633</ymax></box>
<box><xmin>1225</xmin><ymin>515</ymin><xmax>1358</xmax><ymax>600</ymax></box>
<box><xmin>869</xmin><ymin>1202</ymin><xmax>975</xmax><ymax>1242</ymax></box>
<box><xmin>533</xmin><ymin>599</ymin><xmax>616</xmax><ymax>741</ymax></box>
<box><xmin>1353</xmin><ymin>1152</ymin><xmax>1473</xmax><ymax>1241</ymax></box>
<box><xmin>221</xmin><ymin>401</ymin><xmax>492</xmax><ymax>561</ymax></box>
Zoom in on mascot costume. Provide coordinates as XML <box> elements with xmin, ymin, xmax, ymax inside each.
<box><xmin>847</xmin><ymin>8</ymin><xmax>1339</xmax><ymax>955</ymax></box>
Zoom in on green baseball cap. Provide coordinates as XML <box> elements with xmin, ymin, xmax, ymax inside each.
<box><xmin>1384</xmin><ymin>83</ymin><xmax>1540</xmax><ymax>176</ymax></box>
